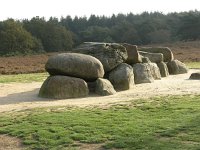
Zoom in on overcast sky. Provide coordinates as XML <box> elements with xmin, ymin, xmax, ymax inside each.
<box><xmin>0</xmin><ymin>0</ymin><xmax>200</xmax><ymax>20</ymax></box>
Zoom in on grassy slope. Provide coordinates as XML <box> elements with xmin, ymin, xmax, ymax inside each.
<box><xmin>0</xmin><ymin>95</ymin><xmax>200</xmax><ymax>149</ymax></box>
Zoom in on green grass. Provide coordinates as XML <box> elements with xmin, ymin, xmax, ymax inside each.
<box><xmin>185</xmin><ymin>62</ymin><xmax>200</xmax><ymax>69</ymax></box>
<box><xmin>0</xmin><ymin>73</ymin><xmax>48</xmax><ymax>83</ymax></box>
<box><xmin>1</xmin><ymin>95</ymin><xmax>200</xmax><ymax>149</ymax></box>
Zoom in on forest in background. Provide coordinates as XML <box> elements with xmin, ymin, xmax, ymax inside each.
<box><xmin>0</xmin><ymin>10</ymin><xmax>200</xmax><ymax>56</ymax></box>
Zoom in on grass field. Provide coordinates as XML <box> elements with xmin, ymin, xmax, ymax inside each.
<box><xmin>185</xmin><ymin>62</ymin><xmax>200</xmax><ymax>69</ymax></box>
<box><xmin>0</xmin><ymin>95</ymin><xmax>200</xmax><ymax>149</ymax></box>
<box><xmin>0</xmin><ymin>73</ymin><xmax>48</xmax><ymax>83</ymax></box>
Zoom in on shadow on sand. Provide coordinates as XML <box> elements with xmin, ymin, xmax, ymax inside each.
<box><xmin>0</xmin><ymin>88</ymin><xmax>101</xmax><ymax>106</ymax></box>
<box><xmin>0</xmin><ymin>88</ymin><xmax>49</xmax><ymax>105</ymax></box>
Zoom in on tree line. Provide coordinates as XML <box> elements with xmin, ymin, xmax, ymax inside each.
<box><xmin>0</xmin><ymin>10</ymin><xmax>200</xmax><ymax>55</ymax></box>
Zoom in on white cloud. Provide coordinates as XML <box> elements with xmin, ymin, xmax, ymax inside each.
<box><xmin>0</xmin><ymin>0</ymin><xmax>199</xmax><ymax>20</ymax></box>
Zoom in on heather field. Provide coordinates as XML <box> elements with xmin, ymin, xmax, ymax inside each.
<box><xmin>0</xmin><ymin>41</ymin><xmax>200</xmax><ymax>75</ymax></box>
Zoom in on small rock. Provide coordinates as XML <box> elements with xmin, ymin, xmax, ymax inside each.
<box><xmin>142</xmin><ymin>56</ymin><xmax>151</xmax><ymax>63</ymax></box>
<box><xmin>189</xmin><ymin>72</ymin><xmax>200</xmax><ymax>80</ymax></box>
<box><xmin>95</xmin><ymin>78</ymin><xmax>116</xmax><ymax>96</ymax></box>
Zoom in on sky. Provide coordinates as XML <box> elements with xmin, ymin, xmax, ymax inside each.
<box><xmin>0</xmin><ymin>0</ymin><xmax>200</xmax><ymax>21</ymax></box>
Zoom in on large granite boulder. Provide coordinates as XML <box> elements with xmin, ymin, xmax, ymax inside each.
<box><xmin>45</xmin><ymin>53</ymin><xmax>104</xmax><ymax>81</ymax></box>
<box><xmin>139</xmin><ymin>51</ymin><xmax>163</xmax><ymax>63</ymax></box>
<box><xmin>167</xmin><ymin>60</ymin><xmax>188</xmax><ymax>75</ymax></box>
<box><xmin>189</xmin><ymin>72</ymin><xmax>200</xmax><ymax>80</ymax></box>
<box><xmin>148</xmin><ymin>63</ymin><xmax>161</xmax><ymax>80</ymax></box>
<box><xmin>95</xmin><ymin>78</ymin><xmax>116</xmax><ymax>96</ymax></box>
<box><xmin>39</xmin><ymin>76</ymin><xmax>89</xmax><ymax>99</ymax></box>
<box><xmin>133</xmin><ymin>63</ymin><xmax>154</xmax><ymax>84</ymax></box>
<box><xmin>73</xmin><ymin>42</ymin><xmax>128</xmax><ymax>72</ymax></box>
<box><xmin>122</xmin><ymin>43</ymin><xmax>142</xmax><ymax>64</ymax></box>
<box><xmin>109</xmin><ymin>63</ymin><xmax>134</xmax><ymax>91</ymax></box>
<box><xmin>157</xmin><ymin>62</ymin><xmax>169</xmax><ymax>77</ymax></box>
<box><xmin>138</xmin><ymin>47</ymin><xmax>174</xmax><ymax>62</ymax></box>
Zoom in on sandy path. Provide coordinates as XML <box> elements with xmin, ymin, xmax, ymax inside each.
<box><xmin>0</xmin><ymin>69</ymin><xmax>199</xmax><ymax>113</ymax></box>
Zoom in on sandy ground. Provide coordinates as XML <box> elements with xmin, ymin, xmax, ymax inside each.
<box><xmin>0</xmin><ymin>135</ymin><xmax>25</xmax><ymax>150</ymax></box>
<box><xmin>0</xmin><ymin>69</ymin><xmax>199</xmax><ymax>113</ymax></box>
<box><xmin>0</xmin><ymin>69</ymin><xmax>199</xmax><ymax>149</ymax></box>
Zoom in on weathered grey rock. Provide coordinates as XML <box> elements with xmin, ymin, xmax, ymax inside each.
<box><xmin>189</xmin><ymin>72</ymin><xmax>200</xmax><ymax>80</ymax></box>
<box><xmin>109</xmin><ymin>63</ymin><xmax>134</xmax><ymax>91</ymax></box>
<box><xmin>122</xmin><ymin>43</ymin><xmax>142</xmax><ymax>64</ymax></box>
<box><xmin>39</xmin><ymin>76</ymin><xmax>89</xmax><ymax>99</ymax></box>
<box><xmin>95</xmin><ymin>78</ymin><xmax>116</xmax><ymax>96</ymax></box>
<box><xmin>73</xmin><ymin>42</ymin><xmax>128</xmax><ymax>72</ymax></box>
<box><xmin>167</xmin><ymin>60</ymin><xmax>188</xmax><ymax>75</ymax></box>
<box><xmin>133</xmin><ymin>63</ymin><xmax>154</xmax><ymax>84</ymax></box>
<box><xmin>157</xmin><ymin>62</ymin><xmax>169</xmax><ymax>77</ymax></box>
<box><xmin>148</xmin><ymin>63</ymin><xmax>161</xmax><ymax>80</ymax></box>
<box><xmin>141</xmin><ymin>56</ymin><xmax>151</xmax><ymax>63</ymax></box>
<box><xmin>45</xmin><ymin>53</ymin><xmax>104</xmax><ymax>81</ymax></box>
<box><xmin>139</xmin><ymin>51</ymin><xmax>163</xmax><ymax>63</ymax></box>
<box><xmin>138</xmin><ymin>47</ymin><xmax>174</xmax><ymax>62</ymax></box>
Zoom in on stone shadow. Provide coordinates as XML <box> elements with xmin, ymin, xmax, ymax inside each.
<box><xmin>0</xmin><ymin>88</ymin><xmax>101</xmax><ymax>105</ymax></box>
<box><xmin>0</xmin><ymin>88</ymin><xmax>48</xmax><ymax>105</ymax></box>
